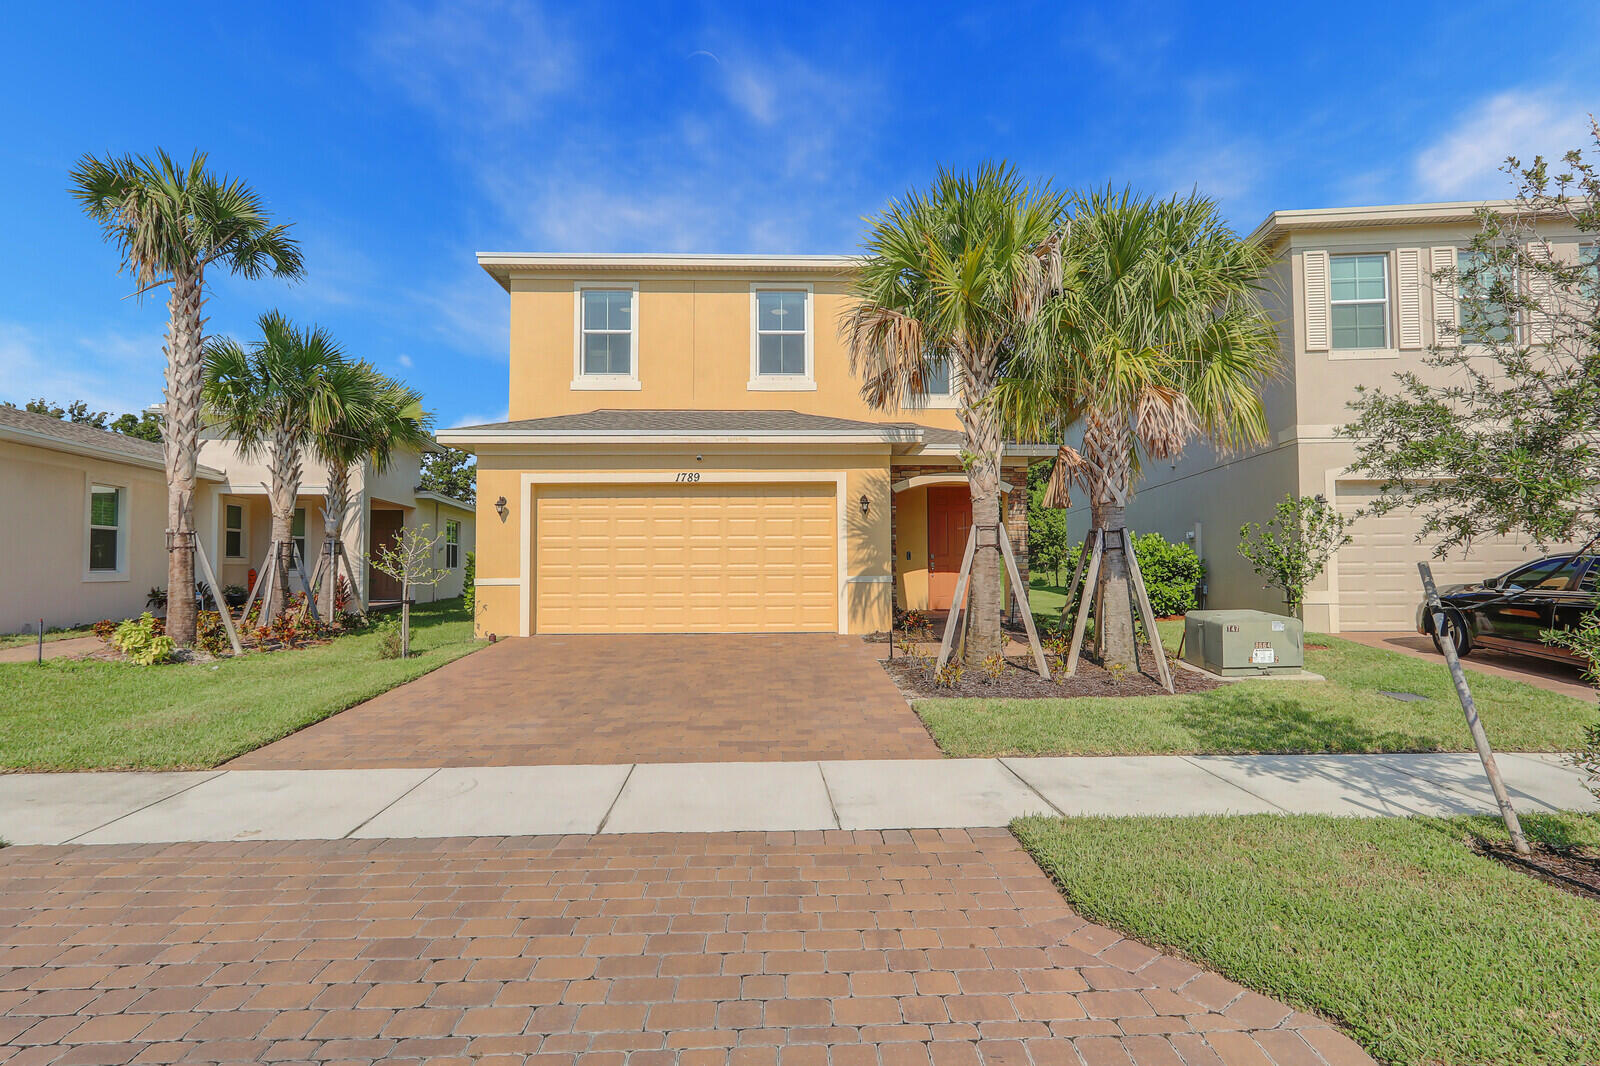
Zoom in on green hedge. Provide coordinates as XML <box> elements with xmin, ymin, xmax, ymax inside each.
<box><xmin>1056</xmin><ymin>531</ymin><xmax>1203</xmax><ymax>618</ymax></box>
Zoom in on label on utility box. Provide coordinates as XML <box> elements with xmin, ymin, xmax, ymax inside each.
<box><xmin>1251</xmin><ymin>643</ymin><xmax>1276</xmax><ymax>665</ymax></box>
<box><xmin>1271</xmin><ymin>621</ymin><xmax>1285</xmax><ymax>631</ymax></box>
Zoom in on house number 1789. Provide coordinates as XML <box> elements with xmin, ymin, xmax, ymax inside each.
<box><xmin>675</xmin><ymin>472</ymin><xmax>701</xmax><ymax>482</ymax></box>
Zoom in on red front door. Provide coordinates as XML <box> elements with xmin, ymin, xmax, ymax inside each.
<box><xmin>927</xmin><ymin>486</ymin><xmax>973</xmax><ymax>611</ymax></box>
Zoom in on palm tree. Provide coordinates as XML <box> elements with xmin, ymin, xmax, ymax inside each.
<box><xmin>71</xmin><ymin>150</ymin><xmax>303</xmax><ymax>646</ymax></box>
<box><xmin>844</xmin><ymin>165</ymin><xmax>1064</xmax><ymax>666</ymax></box>
<box><xmin>998</xmin><ymin>187</ymin><xmax>1280</xmax><ymax>671</ymax></box>
<box><xmin>202</xmin><ymin>312</ymin><xmax>353</xmax><ymax>620</ymax></box>
<box><xmin>312</xmin><ymin>367</ymin><xmax>433</xmax><ymax>618</ymax></box>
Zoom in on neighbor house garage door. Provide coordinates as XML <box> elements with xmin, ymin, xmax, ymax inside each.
<box><xmin>534</xmin><ymin>483</ymin><xmax>837</xmax><ymax>633</ymax></box>
<box><xmin>1335</xmin><ymin>483</ymin><xmax>1537</xmax><ymax>630</ymax></box>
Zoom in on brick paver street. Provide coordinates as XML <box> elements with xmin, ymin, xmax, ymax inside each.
<box><xmin>0</xmin><ymin>830</ymin><xmax>1371</xmax><ymax>1064</ymax></box>
<box><xmin>231</xmin><ymin>634</ymin><xmax>940</xmax><ymax>770</ymax></box>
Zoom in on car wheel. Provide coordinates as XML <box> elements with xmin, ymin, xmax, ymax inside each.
<box><xmin>1431</xmin><ymin>611</ymin><xmax>1470</xmax><ymax>657</ymax></box>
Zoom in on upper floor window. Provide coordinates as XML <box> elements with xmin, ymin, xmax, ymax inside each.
<box><xmin>573</xmin><ymin>283</ymin><xmax>640</xmax><ymax>390</ymax></box>
<box><xmin>88</xmin><ymin>484</ymin><xmax>122</xmax><ymax>573</ymax></box>
<box><xmin>1458</xmin><ymin>249</ymin><xmax>1517</xmax><ymax>344</ymax></box>
<box><xmin>749</xmin><ymin>285</ymin><xmax>814</xmax><ymax>389</ymax></box>
<box><xmin>1330</xmin><ymin>254</ymin><xmax>1389</xmax><ymax>349</ymax></box>
<box><xmin>292</xmin><ymin>507</ymin><xmax>307</xmax><ymax>565</ymax></box>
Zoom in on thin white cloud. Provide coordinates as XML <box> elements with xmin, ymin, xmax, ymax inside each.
<box><xmin>370</xmin><ymin>0</ymin><xmax>575</xmax><ymax>129</ymax></box>
<box><xmin>0</xmin><ymin>321</ymin><xmax>167</xmax><ymax>416</ymax></box>
<box><xmin>1415</xmin><ymin>90</ymin><xmax>1592</xmax><ymax>199</ymax></box>
<box><xmin>397</xmin><ymin>353</ymin><xmax>414</xmax><ymax>368</ymax></box>
<box><xmin>449</xmin><ymin>408</ymin><xmax>508</xmax><ymax>428</ymax></box>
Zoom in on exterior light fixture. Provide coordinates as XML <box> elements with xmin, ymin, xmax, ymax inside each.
<box><xmin>859</xmin><ymin>494</ymin><xmax>870</xmax><ymax>516</ymax></box>
<box><xmin>495</xmin><ymin>496</ymin><xmax>509</xmax><ymax>520</ymax></box>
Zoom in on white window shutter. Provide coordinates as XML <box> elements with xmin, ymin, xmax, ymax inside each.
<box><xmin>1430</xmin><ymin>246</ymin><xmax>1457</xmax><ymax>347</ymax></box>
<box><xmin>1526</xmin><ymin>239</ymin><xmax>1554</xmax><ymax>345</ymax></box>
<box><xmin>1303</xmin><ymin>250</ymin><xmax>1330</xmax><ymax>351</ymax></box>
<box><xmin>1396</xmin><ymin>248</ymin><xmax>1423</xmax><ymax>349</ymax></box>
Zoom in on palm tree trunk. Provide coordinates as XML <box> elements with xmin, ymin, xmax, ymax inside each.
<box><xmin>163</xmin><ymin>268</ymin><xmax>204</xmax><ymax>647</ymax></box>
<box><xmin>961</xmin><ymin>380</ymin><xmax>1005</xmax><ymax>668</ymax></box>
<box><xmin>269</xmin><ymin>425</ymin><xmax>302</xmax><ymax>620</ymax></box>
<box><xmin>1085</xmin><ymin>409</ymin><xmax>1139</xmax><ymax>672</ymax></box>
<box><xmin>321</xmin><ymin>460</ymin><xmax>351</xmax><ymax>619</ymax></box>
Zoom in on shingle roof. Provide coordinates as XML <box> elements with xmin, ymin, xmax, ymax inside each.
<box><xmin>0</xmin><ymin>404</ymin><xmax>224</xmax><ymax>477</ymax></box>
<box><xmin>437</xmin><ymin>409</ymin><xmax>1053</xmax><ymax>454</ymax></box>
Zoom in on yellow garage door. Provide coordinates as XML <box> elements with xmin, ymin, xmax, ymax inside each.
<box><xmin>534</xmin><ymin>483</ymin><xmax>837</xmax><ymax>633</ymax></box>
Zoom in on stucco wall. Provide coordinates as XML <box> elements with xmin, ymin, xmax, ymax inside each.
<box><xmin>0</xmin><ymin>440</ymin><xmax>218</xmax><ymax>632</ymax></box>
<box><xmin>505</xmin><ymin>275</ymin><xmax>966</xmax><ymax>432</ymax></box>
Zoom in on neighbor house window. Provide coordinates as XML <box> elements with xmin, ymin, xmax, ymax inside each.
<box><xmin>574</xmin><ymin>284</ymin><xmax>638</xmax><ymax>387</ymax></box>
<box><xmin>750</xmin><ymin>286</ymin><xmax>813</xmax><ymax>387</ymax></box>
<box><xmin>225</xmin><ymin>503</ymin><xmax>244</xmax><ymax>559</ymax></box>
<box><xmin>1330</xmin><ymin>254</ymin><xmax>1389</xmax><ymax>349</ymax></box>
<box><xmin>925</xmin><ymin>353</ymin><xmax>953</xmax><ymax>396</ymax></box>
<box><xmin>88</xmin><ymin>485</ymin><xmax>122</xmax><ymax>573</ymax></box>
<box><xmin>444</xmin><ymin>520</ymin><xmax>460</xmax><ymax>569</ymax></box>
<box><xmin>291</xmin><ymin>507</ymin><xmax>307</xmax><ymax>565</ymax></box>
<box><xmin>1458</xmin><ymin>249</ymin><xmax>1517</xmax><ymax>344</ymax></box>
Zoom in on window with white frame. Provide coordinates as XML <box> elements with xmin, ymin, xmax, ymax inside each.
<box><xmin>444</xmin><ymin>519</ymin><xmax>460</xmax><ymax>569</ymax></box>
<box><xmin>88</xmin><ymin>485</ymin><xmax>122</xmax><ymax>573</ymax></box>
<box><xmin>1330</xmin><ymin>254</ymin><xmax>1389</xmax><ymax>349</ymax></box>
<box><xmin>751</xmin><ymin>287</ymin><xmax>812</xmax><ymax>384</ymax></box>
<box><xmin>577</xmin><ymin>286</ymin><xmax>636</xmax><ymax>382</ymax></box>
<box><xmin>291</xmin><ymin>507</ymin><xmax>307</xmax><ymax>565</ymax></box>
<box><xmin>225</xmin><ymin>503</ymin><xmax>245</xmax><ymax>559</ymax></box>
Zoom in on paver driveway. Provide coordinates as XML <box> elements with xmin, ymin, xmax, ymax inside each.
<box><xmin>231</xmin><ymin>634</ymin><xmax>939</xmax><ymax>770</ymax></box>
<box><xmin>0</xmin><ymin>830</ymin><xmax>1371</xmax><ymax>1065</ymax></box>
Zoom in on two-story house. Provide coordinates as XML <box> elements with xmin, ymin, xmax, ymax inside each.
<box><xmin>1117</xmin><ymin>200</ymin><xmax>1584</xmax><ymax>633</ymax></box>
<box><xmin>438</xmin><ymin>254</ymin><xmax>1050</xmax><ymax>638</ymax></box>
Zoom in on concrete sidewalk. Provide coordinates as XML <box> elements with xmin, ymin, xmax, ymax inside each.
<box><xmin>4</xmin><ymin>752</ymin><xmax>1594</xmax><ymax>845</ymax></box>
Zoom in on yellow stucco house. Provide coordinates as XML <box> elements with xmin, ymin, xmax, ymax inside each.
<box><xmin>438</xmin><ymin>254</ymin><xmax>1051</xmax><ymax>638</ymax></box>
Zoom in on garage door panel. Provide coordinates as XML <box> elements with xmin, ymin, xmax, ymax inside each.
<box><xmin>1336</xmin><ymin>484</ymin><xmax>1540</xmax><ymax>630</ymax></box>
<box><xmin>535</xmin><ymin>483</ymin><xmax>838</xmax><ymax>633</ymax></box>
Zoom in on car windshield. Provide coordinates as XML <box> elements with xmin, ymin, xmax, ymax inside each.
<box><xmin>1502</xmin><ymin>556</ymin><xmax>1581</xmax><ymax>592</ymax></box>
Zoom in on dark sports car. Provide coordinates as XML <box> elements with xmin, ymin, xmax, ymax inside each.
<box><xmin>1416</xmin><ymin>553</ymin><xmax>1597</xmax><ymax>662</ymax></box>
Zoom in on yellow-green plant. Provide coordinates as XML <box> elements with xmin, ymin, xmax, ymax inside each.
<box><xmin>113</xmin><ymin>613</ymin><xmax>176</xmax><ymax>665</ymax></box>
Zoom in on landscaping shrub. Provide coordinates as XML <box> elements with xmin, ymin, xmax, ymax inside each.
<box><xmin>462</xmin><ymin>550</ymin><xmax>476</xmax><ymax>614</ymax></box>
<box><xmin>374</xmin><ymin>615</ymin><xmax>403</xmax><ymax>659</ymax></box>
<box><xmin>92</xmin><ymin>619</ymin><xmax>117</xmax><ymax>642</ymax></box>
<box><xmin>1131</xmin><ymin>532</ymin><xmax>1202</xmax><ymax>617</ymax></box>
<box><xmin>112</xmin><ymin>613</ymin><xmax>175</xmax><ymax>665</ymax></box>
<box><xmin>195</xmin><ymin>611</ymin><xmax>232</xmax><ymax>657</ymax></box>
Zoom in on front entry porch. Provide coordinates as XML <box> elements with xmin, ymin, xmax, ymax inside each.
<box><xmin>890</xmin><ymin>463</ymin><xmax>1033</xmax><ymax>616</ymax></box>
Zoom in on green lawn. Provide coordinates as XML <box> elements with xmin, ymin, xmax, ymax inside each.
<box><xmin>0</xmin><ymin>623</ymin><xmax>98</xmax><ymax>651</ymax></box>
<box><xmin>0</xmin><ymin>599</ymin><xmax>484</xmax><ymax>771</ymax></box>
<box><xmin>1013</xmin><ymin>813</ymin><xmax>1600</xmax><ymax>1066</ymax></box>
<box><xmin>918</xmin><ymin>584</ymin><xmax>1595</xmax><ymax>756</ymax></box>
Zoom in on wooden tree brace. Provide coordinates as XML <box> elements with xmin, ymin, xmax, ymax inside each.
<box><xmin>1124</xmin><ymin>528</ymin><xmax>1174</xmax><ymax>693</ymax></box>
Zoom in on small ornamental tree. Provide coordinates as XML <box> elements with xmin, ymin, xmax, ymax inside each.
<box><xmin>1026</xmin><ymin>460</ymin><xmax>1070</xmax><ymax>585</ymax></box>
<box><xmin>1237</xmin><ymin>494</ymin><xmax>1352</xmax><ymax>617</ymax></box>
<box><xmin>367</xmin><ymin>524</ymin><xmax>447</xmax><ymax>658</ymax></box>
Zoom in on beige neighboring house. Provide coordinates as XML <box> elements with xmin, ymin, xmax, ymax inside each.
<box><xmin>1116</xmin><ymin>199</ymin><xmax>1584</xmax><ymax>632</ymax></box>
<box><xmin>0</xmin><ymin>403</ymin><xmax>475</xmax><ymax>635</ymax></box>
<box><xmin>198</xmin><ymin>434</ymin><xmax>476</xmax><ymax>607</ymax></box>
<box><xmin>0</xmin><ymin>405</ymin><xmax>225</xmax><ymax>632</ymax></box>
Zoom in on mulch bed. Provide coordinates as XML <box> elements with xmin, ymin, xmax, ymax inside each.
<box><xmin>1474</xmin><ymin>839</ymin><xmax>1600</xmax><ymax>902</ymax></box>
<box><xmin>881</xmin><ymin>647</ymin><xmax>1222</xmax><ymax>699</ymax></box>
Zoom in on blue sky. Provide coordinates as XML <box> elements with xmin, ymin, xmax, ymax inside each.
<box><xmin>3</xmin><ymin>1</ymin><xmax>1597</xmax><ymax>429</ymax></box>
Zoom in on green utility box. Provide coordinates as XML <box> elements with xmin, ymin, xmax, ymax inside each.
<box><xmin>1182</xmin><ymin>610</ymin><xmax>1304</xmax><ymax>676</ymax></box>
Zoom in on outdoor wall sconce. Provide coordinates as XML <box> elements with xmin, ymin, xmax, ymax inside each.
<box><xmin>859</xmin><ymin>494</ymin><xmax>870</xmax><ymax>516</ymax></box>
<box><xmin>495</xmin><ymin>496</ymin><xmax>509</xmax><ymax>521</ymax></box>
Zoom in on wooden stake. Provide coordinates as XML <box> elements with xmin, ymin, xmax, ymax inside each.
<box><xmin>935</xmin><ymin>524</ymin><xmax>979</xmax><ymax>673</ymax></box>
<box><xmin>192</xmin><ymin>536</ymin><xmax>243</xmax><ymax>655</ymax></box>
<box><xmin>1064</xmin><ymin>530</ymin><xmax>1103</xmax><ymax>676</ymax></box>
<box><xmin>291</xmin><ymin>541</ymin><xmax>320</xmax><ymax>623</ymax></box>
<box><xmin>997</xmin><ymin>524</ymin><xmax>1049</xmax><ymax>679</ymax></box>
<box><xmin>1124</xmin><ymin>527</ymin><xmax>1173</xmax><ymax>692</ymax></box>
<box><xmin>1420</xmin><ymin>562</ymin><xmax>1530</xmax><ymax>855</ymax></box>
<box><xmin>1060</xmin><ymin>535</ymin><xmax>1092</xmax><ymax>629</ymax></box>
